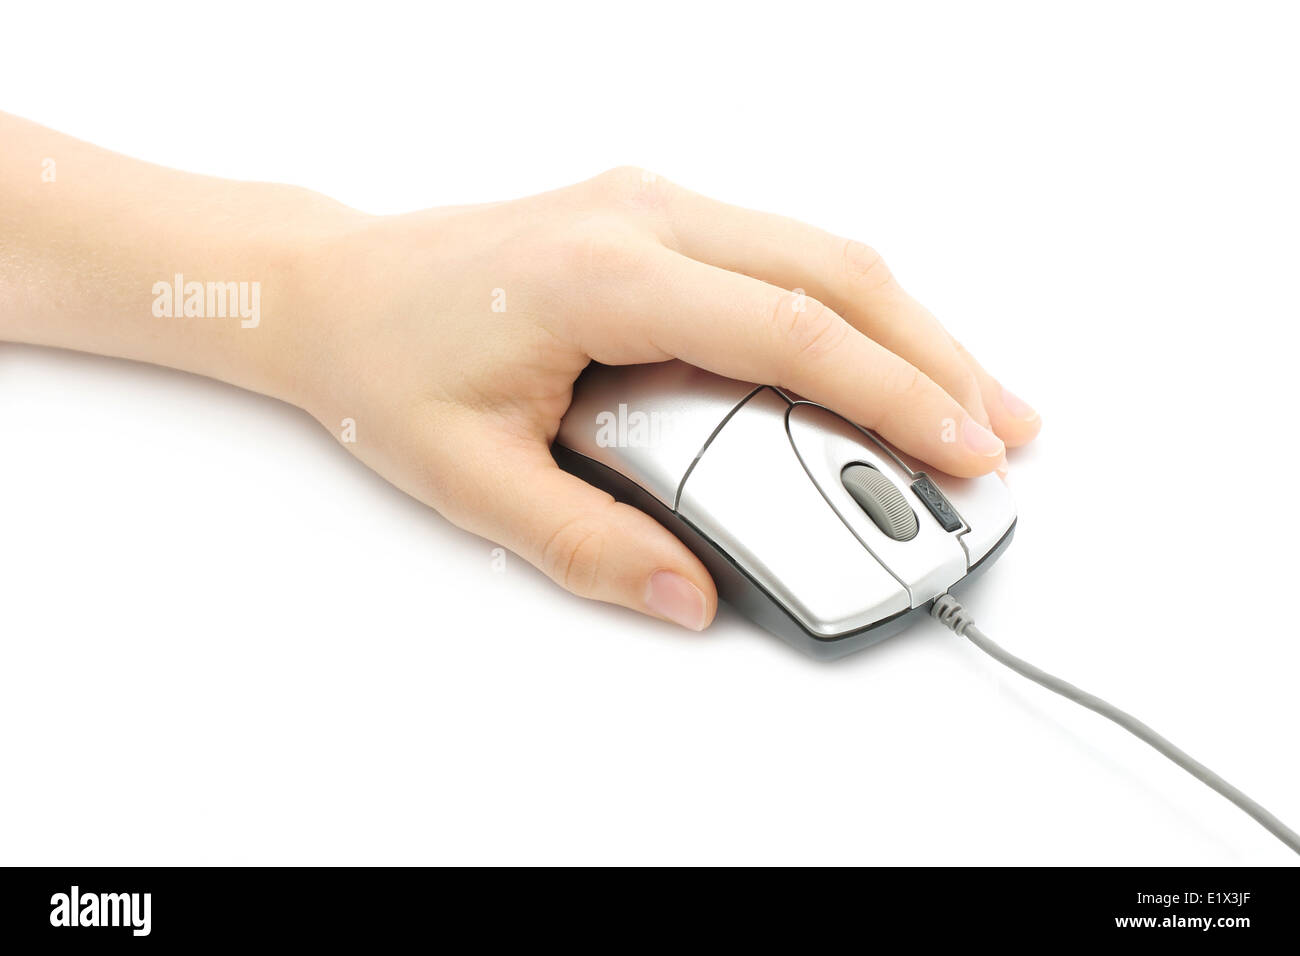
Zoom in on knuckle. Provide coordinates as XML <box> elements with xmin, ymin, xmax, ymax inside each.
<box><xmin>883</xmin><ymin>360</ymin><xmax>926</xmax><ymax>401</ymax></box>
<box><xmin>597</xmin><ymin>165</ymin><xmax>646</xmax><ymax>189</ymax></box>
<box><xmin>857</xmin><ymin>361</ymin><xmax>930</xmax><ymax>431</ymax></box>
<box><xmin>590</xmin><ymin>165</ymin><xmax>673</xmax><ymax>210</ymax></box>
<box><xmin>771</xmin><ymin>292</ymin><xmax>846</xmax><ymax>364</ymax></box>
<box><xmin>840</xmin><ymin>238</ymin><xmax>895</xmax><ymax>292</ymax></box>
<box><xmin>869</xmin><ymin>361</ymin><xmax>928</xmax><ymax>430</ymax></box>
<box><xmin>540</xmin><ymin>515</ymin><xmax>606</xmax><ymax>597</ymax></box>
<box><xmin>932</xmin><ymin>358</ymin><xmax>983</xmax><ymax>413</ymax></box>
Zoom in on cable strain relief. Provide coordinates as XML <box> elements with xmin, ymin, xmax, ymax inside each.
<box><xmin>930</xmin><ymin>593</ymin><xmax>974</xmax><ymax>636</ymax></box>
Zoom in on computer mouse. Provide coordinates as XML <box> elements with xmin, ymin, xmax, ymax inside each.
<box><xmin>553</xmin><ymin>360</ymin><xmax>1017</xmax><ymax>660</ymax></box>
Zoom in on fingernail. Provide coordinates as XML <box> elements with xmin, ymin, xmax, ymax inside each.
<box><xmin>645</xmin><ymin>570</ymin><xmax>708</xmax><ymax>631</ymax></box>
<box><xmin>1001</xmin><ymin>387</ymin><xmax>1039</xmax><ymax>423</ymax></box>
<box><xmin>996</xmin><ymin>456</ymin><xmax>1009</xmax><ymax>482</ymax></box>
<box><xmin>962</xmin><ymin>417</ymin><xmax>1005</xmax><ymax>458</ymax></box>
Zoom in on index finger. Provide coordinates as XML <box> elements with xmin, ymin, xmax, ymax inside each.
<box><xmin>583</xmin><ymin>248</ymin><xmax>1007</xmax><ymax>478</ymax></box>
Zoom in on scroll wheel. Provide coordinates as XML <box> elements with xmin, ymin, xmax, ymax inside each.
<box><xmin>841</xmin><ymin>463</ymin><xmax>919</xmax><ymax>541</ymax></box>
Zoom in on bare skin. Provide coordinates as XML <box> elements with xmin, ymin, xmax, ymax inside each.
<box><xmin>0</xmin><ymin>112</ymin><xmax>1040</xmax><ymax>631</ymax></box>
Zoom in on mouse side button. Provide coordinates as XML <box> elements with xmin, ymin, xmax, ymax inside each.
<box><xmin>909</xmin><ymin>475</ymin><xmax>963</xmax><ymax>532</ymax></box>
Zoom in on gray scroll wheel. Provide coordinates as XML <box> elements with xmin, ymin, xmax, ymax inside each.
<box><xmin>841</xmin><ymin>463</ymin><xmax>919</xmax><ymax>541</ymax></box>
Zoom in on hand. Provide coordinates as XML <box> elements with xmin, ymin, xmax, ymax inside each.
<box><xmin>283</xmin><ymin>168</ymin><xmax>1041</xmax><ymax>631</ymax></box>
<box><xmin>0</xmin><ymin>114</ymin><xmax>1039</xmax><ymax>633</ymax></box>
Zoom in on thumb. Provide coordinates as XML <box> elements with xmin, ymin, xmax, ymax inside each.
<box><xmin>458</xmin><ymin>442</ymin><xmax>717</xmax><ymax>631</ymax></box>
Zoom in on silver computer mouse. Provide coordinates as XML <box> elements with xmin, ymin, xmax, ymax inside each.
<box><xmin>553</xmin><ymin>360</ymin><xmax>1017</xmax><ymax>660</ymax></box>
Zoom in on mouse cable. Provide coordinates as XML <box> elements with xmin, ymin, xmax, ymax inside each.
<box><xmin>929</xmin><ymin>593</ymin><xmax>1300</xmax><ymax>856</ymax></box>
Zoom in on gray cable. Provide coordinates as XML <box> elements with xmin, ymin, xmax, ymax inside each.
<box><xmin>930</xmin><ymin>593</ymin><xmax>1300</xmax><ymax>856</ymax></box>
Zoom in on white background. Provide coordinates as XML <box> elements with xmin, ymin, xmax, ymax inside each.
<box><xmin>2</xmin><ymin>1</ymin><xmax>1298</xmax><ymax>865</ymax></box>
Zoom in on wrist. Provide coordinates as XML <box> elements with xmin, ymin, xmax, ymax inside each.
<box><xmin>231</xmin><ymin>186</ymin><xmax>374</xmax><ymax>413</ymax></box>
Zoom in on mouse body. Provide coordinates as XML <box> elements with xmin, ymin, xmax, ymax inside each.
<box><xmin>553</xmin><ymin>361</ymin><xmax>1016</xmax><ymax>660</ymax></box>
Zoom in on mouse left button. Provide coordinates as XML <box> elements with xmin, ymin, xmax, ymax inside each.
<box><xmin>555</xmin><ymin>361</ymin><xmax>758</xmax><ymax>508</ymax></box>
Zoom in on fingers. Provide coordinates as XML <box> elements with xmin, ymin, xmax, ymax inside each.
<box><xmin>952</xmin><ymin>340</ymin><xmax>1042</xmax><ymax>448</ymax></box>
<box><xmin>576</xmin><ymin>169</ymin><xmax>1039</xmax><ymax>457</ymax></box>
<box><xmin>646</xmin><ymin>184</ymin><xmax>1032</xmax><ymax>435</ymax></box>
<box><xmin>437</xmin><ymin>427</ymin><xmax>717</xmax><ymax>631</ymax></box>
<box><xmin>587</xmin><ymin>249</ymin><xmax>1005</xmax><ymax>478</ymax></box>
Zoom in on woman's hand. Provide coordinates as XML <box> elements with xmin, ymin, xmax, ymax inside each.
<box><xmin>283</xmin><ymin>168</ymin><xmax>1041</xmax><ymax>631</ymax></box>
<box><xmin>0</xmin><ymin>114</ymin><xmax>1038</xmax><ymax>632</ymax></box>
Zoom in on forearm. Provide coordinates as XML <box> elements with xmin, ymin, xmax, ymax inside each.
<box><xmin>0</xmin><ymin>111</ymin><xmax>359</xmax><ymax>406</ymax></box>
